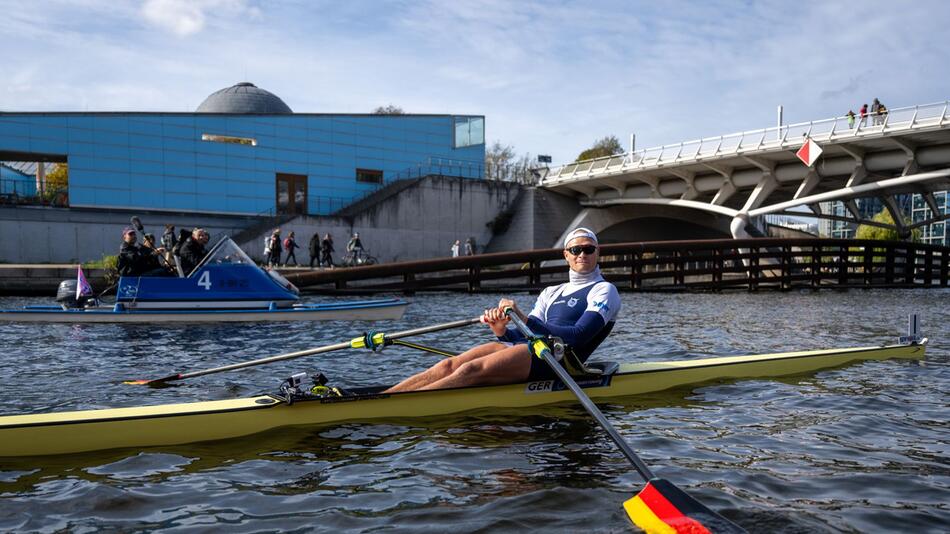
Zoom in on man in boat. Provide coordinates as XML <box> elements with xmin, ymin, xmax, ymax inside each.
<box><xmin>116</xmin><ymin>227</ymin><xmax>148</xmax><ymax>276</ymax></box>
<box><xmin>178</xmin><ymin>227</ymin><xmax>210</xmax><ymax>275</ymax></box>
<box><xmin>385</xmin><ymin>228</ymin><xmax>621</xmax><ymax>392</ymax></box>
<box><xmin>140</xmin><ymin>233</ymin><xmax>173</xmax><ymax>276</ymax></box>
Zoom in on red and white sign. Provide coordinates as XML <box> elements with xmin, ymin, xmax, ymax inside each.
<box><xmin>796</xmin><ymin>138</ymin><xmax>823</xmax><ymax>167</ymax></box>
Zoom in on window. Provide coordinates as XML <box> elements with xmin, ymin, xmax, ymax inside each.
<box><xmin>453</xmin><ymin>116</ymin><xmax>485</xmax><ymax>148</ymax></box>
<box><xmin>356</xmin><ymin>168</ymin><xmax>383</xmax><ymax>184</ymax></box>
<box><xmin>201</xmin><ymin>133</ymin><xmax>257</xmax><ymax>146</ymax></box>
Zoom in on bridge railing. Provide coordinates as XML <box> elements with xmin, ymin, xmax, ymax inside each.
<box><xmin>542</xmin><ymin>100</ymin><xmax>950</xmax><ymax>185</ymax></box>
<box><xmin>284</xmin><ymin>238</ymin><xmax>950</xmax><ymax>293</ymax></box>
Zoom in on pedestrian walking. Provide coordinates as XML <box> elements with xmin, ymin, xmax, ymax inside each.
<box><xmin>464</xmin><ymin>237</ymin><xmax>475</xmax><ymax>256</ymax></box>
<box><xmin>846</xmin><ymin>109</ymin><xmax>856</xmax><ymax>129</ymax></box>
<box><xmin>871</xmin><ymin>98</ymin><xmax>881</xmax><ymax>125</ymax></box>
<box><xmin>878</xmin><ymin>103</ymin><xmax>888</xmax><ymax>125</ymax></box>
<box><xmin>308</xmin><ymin>233</ymin><xmax>321</xmax><ymax>268</ymax></box>
<box><xmin>451</xmin><ymin>239</ymin><xmax>460</xmax><ymax>257</ymax></box>
<box><xmin>265</xmin><ymin>229</ymin><xmax>281</xmax><ymax>267</ymax></box>
<box><xmin>859</xmin><ymin>103</ymin><xmax>868</xmax><ymax>127</ymax></box>
<box><xmin>321</xmin><ymin>233</ymin><xmax>335</xmax><ymax>267</ymax></box>
<box><xmin>283</xmin><ymin>231</ymin><xmax>300</xmax><ymax>266</ymax></box>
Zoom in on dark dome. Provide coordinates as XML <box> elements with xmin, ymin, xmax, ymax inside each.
<box><xmin>196</xmin><ymin>82</ymin><xmax>293</xmax><ymax>114</ymax></box>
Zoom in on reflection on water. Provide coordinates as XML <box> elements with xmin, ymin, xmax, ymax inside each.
<box><xmin>0</xmin><ymin>290</ymin><xmax>948</xmax><ymax>532</ymax></box>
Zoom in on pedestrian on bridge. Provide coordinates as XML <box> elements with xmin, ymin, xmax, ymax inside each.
<box><xmin>859</xmin><ymin>103</ymin><xmax>868</xmax><ymax>128</ymax></box>
<box><xmin>847</xmin><ymin>109</ymin><xmax>856</xmax><ymax>129</ymax></box>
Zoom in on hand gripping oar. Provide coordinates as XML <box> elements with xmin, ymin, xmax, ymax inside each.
<box><xmin>125</xmin><ymin>317</ymin><xmax>480</xmax><ymax>386</ymax></box>
<box><xmin>504</xmin><ymin>309</ymin><xmax>746</xmax><ymax>534</ymax></box>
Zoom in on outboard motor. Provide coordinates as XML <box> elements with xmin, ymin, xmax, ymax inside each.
<box><xmin>55</xmin><ymin>279</ymin><xmax>95</xmax><ymax>309</ymax></box>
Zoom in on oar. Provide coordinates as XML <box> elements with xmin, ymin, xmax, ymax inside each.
<box><xmin>125</xmin><ymin>317</ymin><xmax>480</xmax><ymax>386</ymax></box>
<box><xmin>504</xmin><ymin>309</ymin><xmax>746</xmax><ymax>533</ymax></box>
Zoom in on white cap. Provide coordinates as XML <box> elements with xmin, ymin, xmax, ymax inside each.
<box><xmin>563</xmin><ymin>227</ymin><xmax>598</xmax><ymax>248</ymax></box>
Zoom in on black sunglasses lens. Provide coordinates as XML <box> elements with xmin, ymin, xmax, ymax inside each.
<box><xmin>567</xmin><ymin>245</ymin><xmax>597</xmax><ymax>255</ymax></box>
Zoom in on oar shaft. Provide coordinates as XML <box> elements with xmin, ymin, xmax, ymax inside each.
<box><xmin>177</xmin><ymin>340</ymin><xmax>353</xmax><ymax>380</ymax></box>
<box><xmin>170</xmin><ymin>316</ymin><xmax>481</xmax><ymax>382</ymax></box>
<box><xmin>506</xmin><ymin>312</ymin><xmax>656</xmax><ymax>481</ymax></box>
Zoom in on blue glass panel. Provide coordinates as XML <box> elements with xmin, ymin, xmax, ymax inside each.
<box><xmin>128</xmin><ymin>119</ymin><xmax>164</xmax><ymax>136</ymax></box>
<box><xmin>164</xmin><ymin>192</ymin><xmax>197</xmax><ymax>210</ymax></box>
<box><xmin>69</xmin><ymin>186</ymin><xmax>96</xmax><ymax>206</ymax></box>
<box><xmin>96</xmin><ymin>188</ymin><xmax>131</xmax><ymax>207</ymax></box>
<box><xmin>164</xmin><ymin>177</ymin><xmax>196</xmax><ymax>193</ymax></box>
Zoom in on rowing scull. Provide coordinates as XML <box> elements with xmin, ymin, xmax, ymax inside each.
<box><xmin>0</xmin><ymin>340</ymin><xmax>925</xmax><ymax>457</ymax></box>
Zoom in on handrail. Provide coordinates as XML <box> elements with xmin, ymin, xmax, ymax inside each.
<box><xmin>285</xmin><ymin>237</ymin><xmax>950</xmax><ymax>291</ymax></box>
<box><xmin>541</xmin><ymin>99</ymin><xmax>950</xmax><ymax>185</ymax></box>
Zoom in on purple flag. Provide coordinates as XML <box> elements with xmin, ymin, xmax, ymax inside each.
<box><xmin>76</xmin><ymin>266</ymin><xmax>93</xmax><ymax>300</ymax></box>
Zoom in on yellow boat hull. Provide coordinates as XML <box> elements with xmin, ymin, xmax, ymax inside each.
<box><xmin>0</xmin><ymin>342</ymin><xmax>925</xmax><ymax>457</ymax></box>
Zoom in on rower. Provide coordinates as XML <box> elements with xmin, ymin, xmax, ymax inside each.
<box><xmin>384</xmin><ymin>227</ymin><xmax>621</xmax><ymax>393</ymax></box>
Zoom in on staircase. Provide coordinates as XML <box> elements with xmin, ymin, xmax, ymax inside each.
<box><xmin>333</xmin><ymin>177</ymin><xmax>425</xmax><ymax>218</ymax></box>
<box><xmin>230</xmin><ymin>208</ymin><xmax>297</xmax><ymax>248</ymax></box>
<box><xmin>484</xmin><ymin>187</ymin><xmax>582</xmax><ymax>252</ymax></box>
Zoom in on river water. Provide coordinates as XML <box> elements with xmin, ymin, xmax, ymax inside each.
<box><xmin>0</xmin><ymin>290</ymin><xmax>947</xmax><ymax>533</ymax></box>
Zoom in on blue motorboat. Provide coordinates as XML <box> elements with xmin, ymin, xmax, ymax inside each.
<box><xmin>0</xmin><ymin>238</ymin><xmax>408</xmax><ymax>323</ymax></box>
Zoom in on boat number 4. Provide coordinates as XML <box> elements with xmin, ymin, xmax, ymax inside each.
<box><xmin>197</xmin><ymin>271</ymin><xmax>212</xmax><ymax>290</ymax></box>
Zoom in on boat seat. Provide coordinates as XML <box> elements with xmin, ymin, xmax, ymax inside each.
<box><xmin>562</xmin><ymin>350</ymin><xmax>619</xmax><ymax>378</ymax></box>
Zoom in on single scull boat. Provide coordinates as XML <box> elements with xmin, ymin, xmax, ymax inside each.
<box><xmin>0</xmin><ymin>339</ymin><xmax>925</xmax><ymax>457</ymax></box>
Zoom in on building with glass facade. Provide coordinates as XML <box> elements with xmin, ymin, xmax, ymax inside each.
<box><xmin>912</xmin><ymin>191</ymin><xmax>948</xmax><ymax>244</ymax></box>
<box><xmin>818</xmin><ymin>194</ymin><xmax>948</xmax><ymax>244</ymax></box>
<box><xmin>0</xmin><ymin>83</ymin><xmax>486</xmax><ymax>216</ymax></box>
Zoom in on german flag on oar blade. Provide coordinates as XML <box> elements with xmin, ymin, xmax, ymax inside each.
<box><xmin>623</xmin><ymin>478</ymin><xmax>746</xmax><ymax>533</ymax></box>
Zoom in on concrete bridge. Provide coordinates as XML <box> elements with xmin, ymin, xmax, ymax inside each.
<box><xmin>540</xmin><ymin>100</ymin><xmax>950</xmax><ymax>244</ymax></box>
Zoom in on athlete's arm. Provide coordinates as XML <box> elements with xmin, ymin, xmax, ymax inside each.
<box><xmin>525</xmin><ymin>312</ymin><xmax>605</xmax><ymax>346</ymax></box>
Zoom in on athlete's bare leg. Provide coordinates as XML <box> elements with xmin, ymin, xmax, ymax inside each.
<box><xmin>416</xmin><ymin>343</ymin><xmax>531</xmax><ymax>391</ymax></box>
<box><xmin>384</xmin><ymin>342</ymin><xmax>508</xmax><ymax>393</ymax></box>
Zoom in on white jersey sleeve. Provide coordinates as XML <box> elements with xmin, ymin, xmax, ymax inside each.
<box><xmin>585</xmin><ymin>281</ymin><xmax>621</xmax><ymax>323</ymax></box>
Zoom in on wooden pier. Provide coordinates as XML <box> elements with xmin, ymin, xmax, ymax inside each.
<box><xmin>285</xmin><ymin>238</ymin><xmax>950</xmax><ymax>294</ymax></box>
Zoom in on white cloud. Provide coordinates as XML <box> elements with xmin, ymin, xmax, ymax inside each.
<box><xmin>142</xmin><ymin>0</ymin><xmax>206</xmax><ymax>36</ymax></box>
<box><xmin>141</xmin><ymin>0</ymin><xmax>261</xmax><ymax>37</ymax></box>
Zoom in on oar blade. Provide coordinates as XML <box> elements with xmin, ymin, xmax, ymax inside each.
<box><xmin>122</xmin><ymin>374</ymin><xmax>182</xmax><ymax>386</ymax></box>
<box><xmin>624</xmin><ymin>478</ymin><xmax>745</xmax><ymax>534</ymax></box>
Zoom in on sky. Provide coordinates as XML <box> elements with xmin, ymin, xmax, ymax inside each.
<box><xmin>1</xmin><ymin>0</ymin><xmax>948</xmax><ymax>165</ymax></box>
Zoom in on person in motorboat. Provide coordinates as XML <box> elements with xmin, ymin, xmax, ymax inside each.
<box><xmin>178</xmin><ymin>228</ymin><xmax>210</xmax><ymax>275</ymax></box>
<box><xmin>117</xmin><ymin>227</ymin><xmax>148</xmax><ymax>276</ymax></box>
<box><xmin>161</xmin><ymin>224</ymin><xmax>177</xmax><ymax>264</ymax></box>
<box><xmin>385</xmin><ymin>228</ymin><xmax>621</xmax><ymax>393</ymax></box>
<box><xmin>140</xmin><ymin>233</ymin><xmax>173</xmax><ymax>276</ymax></box>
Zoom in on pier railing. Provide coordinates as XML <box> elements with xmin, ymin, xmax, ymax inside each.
<box><xmin>284</xmin><ymin>238</ymin><xmax>950</xmax><ymax>293</ymax></box>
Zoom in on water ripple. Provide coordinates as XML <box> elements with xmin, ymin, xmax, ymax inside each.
<box><xmin>0</xmin><ymin>290</ymin><xmax>948</xmax><ymax>532</ymax></box>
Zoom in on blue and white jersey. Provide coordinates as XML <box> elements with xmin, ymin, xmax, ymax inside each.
<box><xmin>500</xmin><ymin>269</ymin><xmax>621</xmax><ymax>361</ymax></box>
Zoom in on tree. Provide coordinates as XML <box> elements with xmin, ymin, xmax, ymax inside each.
<box><xmin>42</xmin><ymin>163</ymin><xmax>69</xmax><ymax>205</ymax></box>
<box><xmin>855</xmin><ymin>208</ymin><xmax>921</xmax><ymax>241</ymax></box>
<box><xmin>372</xmin><ymin>104</ymin><xmax>405</xmax><ymax>115</ymax></box>
<box><xmin>483</xmin><ymin>141</ymin><xmax>540</xmax><ymax>185</ymax></box>
<box><xmin>575</xmin><ymin>135</ymin><xmax>623</xmax><ymax>161</ymax></box>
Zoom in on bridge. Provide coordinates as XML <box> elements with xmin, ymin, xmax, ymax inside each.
<box><xmin>539</xmin><ymin>101</ymin><xmax>950</xmax><ymax>244</ymax></box>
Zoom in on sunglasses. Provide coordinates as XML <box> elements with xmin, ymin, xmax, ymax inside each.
<box><xmin>565</xmin><ymin>244</ymin><xmax>597</xmax><ymax>256</ymax></box>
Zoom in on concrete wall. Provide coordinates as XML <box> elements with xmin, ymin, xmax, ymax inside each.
<box><xmin>0</xmin><ymin>176</ymin><xmax>521</xmax><ymax>264</ymax></box>
<box><xmin>239</xmin><ymin>176</ymin><xmax>522</xmax><ymax>264</ymax></box>
<box><xmin>485</xmin><ymin>188</ymin><xmax>582</xmax><ymax>252</ymax></box>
